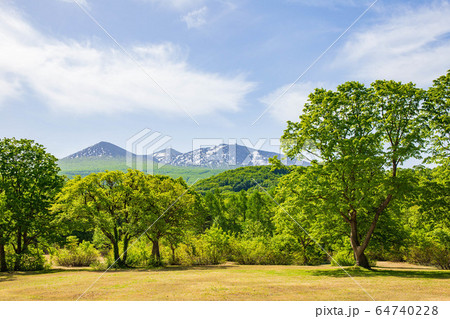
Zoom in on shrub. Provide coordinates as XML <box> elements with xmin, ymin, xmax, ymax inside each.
<box><xmin>231</xmin><ymin>236</ymin><xmax>270</xmax><ymax>265</ymax></box>
<box><xmin>126</xmin><ymin>239</ymin><xmax>159</xmax><ymax>268</ymax></box>
<box><xmin>331</xmin><ymin>251</ymin><xmax>355</xmax><ymax>267</ymax></box>
<box><xmin>92</xmin><ymin>229</ymin><xmax>111</xmax><ymax>256</ymax></box>
<box><xmin>407</xmin><ymin>229</ymin><xmax>450</xmax><ymax>270</ymax></box>
<box><xmin>177</xmin><ymin>226</ymin><xmax>231</xmax><ymax>266</ymax></box>
<box><xmin>6</xmin><ymin>247</ymin><xmax>49</xmax><ymax>271</ymax></box>
<box><xmin>230</xmin><ymin>234</ymin><xmax>326</xmax><ymax>265</ymax></box>
<box><xmin>54</xmin><ymin>236</ymin><xmax>99</xmax><ymax>267</ymax></box>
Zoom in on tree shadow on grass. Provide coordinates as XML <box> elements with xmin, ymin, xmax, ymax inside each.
<box><xmin>0</xmin><ymin>274</ymin><xmax>15</xmax><ymax>283</ymax></box>
<box><xmin>0</xmin><ymin>268</ymin><xmax>95</xmax><ymax>282</ymax></box>
<box><xmin>126</xmin><ymin>264</ymin><xmax>237</xmax><ymax>273</ymax></box>
<box><xmin>309</xmin><ymin>267</ymin><xmax>450</xmax><ymax>279</ymax></box>
<box><xmin>0</xmin><ymin>264</ymin><xmax>236</xmax><ymax>282</ymax></box>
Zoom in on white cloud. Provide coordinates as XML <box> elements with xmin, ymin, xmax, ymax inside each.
<box><xmin>260</xmin><ymin>82</ymin><xmax>326</xmax><ymax>123</ymax></box>
<box><xmin>287</xmin><ymin>0</ymin><xmax>368</xmax><ymax>7</ymax></box>
<box><xmin>334</xmin><ymin>2</ymin><xmax>450</xmax><ymax>86</ymax></box>
<box><xmin>182</xmin><ymin>7</ymin><xmax>207</xmax><ymax>29</ymax></box>
<box><xmin>137</xmin><ymin>0</ymin><xmax>207</xmax><ymax>11</ymax></box>
<box><xmin>0</xmin><ymin>4</ymin><xmax>255</xmax><ymax>117</ymax></box>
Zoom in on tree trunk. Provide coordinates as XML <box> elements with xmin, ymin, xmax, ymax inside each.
<box><xmin>355</xmin><ymin>251</ymin><xmax>370</xmax><ymax>269</ymax></box>
<box><xmin>170</xmin><ymin>245</ymin><xmax>176</xmax><ymax>264</ymax></box>
<box><xmin>122</xmin><ymin>237</ymin><xmax>129</xmax><ymax>267</ymax></box>
<box><xmin>14</xmin><ymin>229</ymin><xmax>23</xmax><ymax>271</ymax></box>
<box><xmin>151</xmin><ymin>239</ymin><xmax>161</xmax><ymax>263</ymax></box>
<box><xmin>0</xmin><ymin>243</ymin><xmax>7</xmax><ymax>272</ymax></box>
<box><xmin>113</xmin><ymin>241</ymin><xmax>122</xmax><ymax>267</ymax></box>
<box><xmin>112</xmin><ymin>227</ymin><xmax>126</xmax><ymax>268</ymax></box>
<box><xmin>349</xmin><ymin>219</ymin><xmax>371</xmax><ymax>269</ymax></box>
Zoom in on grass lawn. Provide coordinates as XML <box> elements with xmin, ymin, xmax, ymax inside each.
<box><xmin>0</xmin><ymin>262</ymin><xmax>448</xmax><ymax>301</ymax></box>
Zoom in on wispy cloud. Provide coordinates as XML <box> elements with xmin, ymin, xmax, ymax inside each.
<box><xmin>0</xmin><ymin>4</ymin><xmax>255</xmax><ymax>116</ymax></box>
<box><xmin>287</xmin><ymin>0</ymin><xmax>370</xmax><ymax>8</ymax></box>
<box><xmin>136</xmin><ymin>0</ymin><xmax>207</xmax><ymax>11</ymax></box>
<box><xmin>334</xmin><ymin>2</ymin><xmax>450</xmax><ymax>86</ymax></box>
<box><xmin>260</xmin><ymin>82</ymin><xmax>327</xmax><ymax>123</ymax></box>
<box><xmin>182</xmin><ymin>6</ymin><xmax>208</xmax><ymax>28</ymax></box>
<box><xmin>263</xmin><ymin>2</ymin><xmax>450</xmax><ymax>124</ymax></box>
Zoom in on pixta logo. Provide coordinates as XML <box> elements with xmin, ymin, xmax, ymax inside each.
<box><xmin>126</xmin><ymin>128</ymin><xmax>172</xmax><ymax>174</ymax></box>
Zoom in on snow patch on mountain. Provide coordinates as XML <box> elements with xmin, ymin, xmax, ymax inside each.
<box><xmin>64</xmin><ymin>142</ymin><xmax>308</xmax><ymax>168</ymax></box>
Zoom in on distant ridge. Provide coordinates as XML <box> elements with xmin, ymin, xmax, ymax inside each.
<box><xmin>64</xmin><ymin>141</ymin><xmax>127</xmax><ymax>159</ymax></box>
<box><xmin>62</xmin><ymin>141</ymin><xmax>308</xmax><ymax>168</ymax></box>
<box><xmin>170</xmin><ymin>144</ymin><xmax>282</xmax><ymax>167</ymax></box>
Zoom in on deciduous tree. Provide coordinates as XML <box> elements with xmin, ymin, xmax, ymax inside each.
<box><xmin>0</xmin><ymin>138</ymin><xmax>64</xmax><ymax>271</ymax></box>
<box><xmin>282</xmin><ymin>80</ymin><xmax>425</xmax><ymax>268</ymax></box>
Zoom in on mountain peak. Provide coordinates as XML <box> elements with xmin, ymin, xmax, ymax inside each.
<box><xmin>62</xmin><ymin>141</ymin><xmax>307</xmax><ymax>167</ymax></box>
<box><xmin>64</xmin><ymin>141</ymin><xmax>127</xmax><ymax>159</ymax></box>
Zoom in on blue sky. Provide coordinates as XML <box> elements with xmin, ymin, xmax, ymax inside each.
<box><xmin>0</xmin><ymin>0</ymin><xmax>449</xmax><ymax>158</ymax></box>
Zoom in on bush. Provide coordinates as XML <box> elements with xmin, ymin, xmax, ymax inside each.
<box><xmin>177</xmin><ymin>226</ymin><xmax>231</xmax><ymax>266</ymax></box>
<box><xmin>6</xmin><ymin>247</ymin><xmax>49</xmax><ymax>271</ymax></box>
<box><xmin>92</xmin><ymin>229</ymin><xmax>111</xmax><ymax>256</ymax></box>
<box><xmin>231</xmin><ymin>236</ymin><xmax>270</xmax><ymax>265</ymax></box>
<box><xmin>126</xmin><ymin>239</ymin><xmax>159</xmax><ymax>268</ymax></box>
<box><xmin>230</xmin><ymin>234</ymin><xmax>326</xmax><ymax>265</ymax></box>
<box><xmin>54</xmin><ymin>236</ymin><xmax>99</xmax><ymax>267</ymax></box>
<box><xmin>331</xmin><ymin>251</ymin><xmax>355</xmax><ymax>267</ymax></box>
<box><xmin>366</xmin><ymin>246</ymin><xmax>406</xmax><ymax>263</ymax></box>
<box><xmin>407</xmin><ymin>229</ymin><xmax>450</xmax><ymax>270</ymax></box>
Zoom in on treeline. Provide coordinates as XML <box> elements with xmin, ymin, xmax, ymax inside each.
<box><xmin>0</xmin><ymin>71</ymin><xmax>449</xmax><ymax>271</ymax></box>
<box><xmin>0</xmin><ymin>139</ymin><xmax>447</xmax><ymax>271</ymax></box>
<box><xmin>193</xmin><ymin>165</ymin><xmax>290</xmax><ymax>194</ymax></box>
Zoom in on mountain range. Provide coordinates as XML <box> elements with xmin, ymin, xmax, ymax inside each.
<box><xmin>63</xmin><ymin>141</ymin><xmax>307</xmax><ymax>168</ymax></box>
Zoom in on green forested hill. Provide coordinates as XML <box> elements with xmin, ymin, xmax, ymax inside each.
<box><xmin>193</xmin><ymin>165</ymin><xmax>290</xmax><ymax>194</ymax></box>
<box><xmin>58</xmin><ymin>157</ymin><xmax>227</xmax><ymax>184</ymax></box>
<box><xmin>58</xmin><ymin>157</ymin><xmax>289</xmax><ymax>189</ymax></box>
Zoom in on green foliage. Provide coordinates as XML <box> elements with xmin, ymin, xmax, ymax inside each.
<box><xmin>231</xmin><ymin>234</ymin><xmax>326</xmax><ymax>265</ymax></box>
<box><xmin>416</xmin><ymin>166</ymin><xmax>450</xmax><ymax>229</ymax></box>
<box><xmin>273</xmin><ymin>166</ymin><xmax>345</xmax><ymax>263</ymax></box>
<box><xmin>407</xmin><ymin>229</ymin><xmax>450</xmax><ymax>270</ymax></box>
<box><xmin>0</xmin><ymin>138</ymin><xmax>64</xmax><ymax>271</ymax></box>
<box><xmin>125</xmin><ymin>239</ymin><xmax>156</xmax><ymax>268</ymax></box>
<box><xmin>201</xmin><ymin>186</ymin><xmax>276</xmax><ymax>235</ymax></box>
<box><xmin>92</xmin><ymin>228</ymin><xmax>112</xmax><ymax>255</ymax></box>
<box><xmin>424</xmin><ymin>70</ymin><xmax>449</xmax><ymax>165</ymax></box>
<box><xmin>194</xmin><ymin>166</ymin><xmax>289</xmax><ymax>194</ymax></box>
<box><xmin>53</xmin><ymin>170</ymin><xmax>200</xmax><ymax>267</ymax></box>
<box><xmin>5</xmin><ymin>246</ymin><xmax>49</xmax><ymax>271</ymax></box>
<box><xmin>230</xmin><ymin>236</ymin><xmax>270</xmax><ymax>265</ymax></box>
<box><xmin>331</xmin><ymin>251</ymin><xmax>355</xmax><ymax>267</ymax></box>
<box><xmin>281</xmin><ymin>80</ymin><xmax>426</xmax><ymax>268</ymax></box>
<box><xmin>177</xmin><ymin>226</ymin><xmax>231</xmax><ymax>265</ymax></box>
<box><xmin>405</xmin><ymin>203</ymin><xmax>450</xmax><ymax>270</ymax></box>
<box><xmin>54</xmin><ymin>236</ymin><xmax>100</xmax><ymax>267</ymax></box>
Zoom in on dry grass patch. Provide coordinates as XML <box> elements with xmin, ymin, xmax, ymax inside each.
<box><xmin>0</xmin><ymin>262</ymin><xmax>448</xmax><ymax>301</ymax></box>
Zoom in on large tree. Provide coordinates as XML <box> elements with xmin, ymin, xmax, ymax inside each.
<box><xmin>136</xmin><ymin>175</ymin><xmax>199</xmax><ymax>264</ymax></box>
<box><xmin>54</xmin><ymin>170</ymin><xmax>146</xmax><ymax>267</ymax></box>
<box><xmin>282</xmin><ymin>80</ymin><xmax>425</xmax><ymax>268</ymax></box>
<box><xmin>54</xmin><ymin>170</ymin><xmax>199</xmax><ymax>266</ymax></box>
<box><xmin>0</xmin><ymin>138</ymin><xmax>64</xmax><ymax>271</ymax></box>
